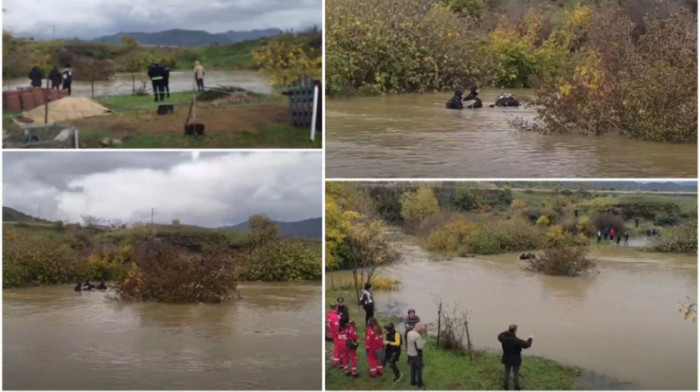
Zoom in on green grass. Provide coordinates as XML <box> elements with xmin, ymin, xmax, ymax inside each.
<box><xmin>96</xmin><ymin>123</ymin><xmax>320</xmax><ymax>149</ymax></box>
<box><xmin>325</xmin><ymin>290</ymin><xmax>580</xmax><ymax>390</ymax></box>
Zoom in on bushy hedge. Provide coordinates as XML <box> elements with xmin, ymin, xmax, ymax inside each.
<box><xmin>524</xmin><ymin>245</ymin><xmax>597</xmax><ymax>276</ymax></box>
<box><xmin>243</xmin><ymin>240</ymin><xmax>322</xmax><ymax>281</ymax></box>
<box><xmin>648</xmin><ymin>221</ymin><xmax>697</xmax><ymax>254</ymax></box>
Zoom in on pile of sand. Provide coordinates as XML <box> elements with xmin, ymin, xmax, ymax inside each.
<box><xmin>15</xmin><ymin>97</ymin><xmax>111</xmax><ymax>125</ymax></box>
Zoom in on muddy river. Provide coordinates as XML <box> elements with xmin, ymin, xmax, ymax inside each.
<box><xmin>4</xmin><ymin>70</ymin><xmax>273</xmax><ymax>98</ymax></box>
<box><xmin>327</xmin><ymin>233</ymin><xmax>697</xmax><ymax>390</ymax></box>
<box><xmin>326</xmin><ymin>90</ymin><xmax>697</xmax><ymax>178</ymax></box>
<box><xmin>4</xmin><ymin>282</ymin><xmax>321</xmax><ymax>390</ymax></box>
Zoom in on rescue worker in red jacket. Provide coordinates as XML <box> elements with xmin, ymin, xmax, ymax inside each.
<box><xmin>326</xmin><ymin>304</ymin><xmax>342</xmax><ymax>367</ymax></box>
<box><xmin>365</xmin><ymin>317</ymin><xmax>384</xmax><ymax>377</ymax></box>
<box><xmin>338</xmin><ymin>319</ymin><xmax>360</xmax><ymax>377</ymax></box>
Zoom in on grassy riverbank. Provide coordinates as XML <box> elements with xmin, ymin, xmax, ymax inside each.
<box><xmin>324</xmin><ymin>290</ymin><xmax>580</xmax><ymax>390</ymax></box>
<box><xmin>3</xmin><ymin>91</ymin><xmax>321</xmax><ymax>149</ymax></box>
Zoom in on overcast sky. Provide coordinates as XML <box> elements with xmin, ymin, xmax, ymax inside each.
<box><xmin>3</xmin><ymin>0</ymin><xmax>321</xmax><ymax>40</ymax></box>
<box><xmin>3</xmin><ymin>151</ymin><xmax>322</xmax><ymax>228</ymax></box>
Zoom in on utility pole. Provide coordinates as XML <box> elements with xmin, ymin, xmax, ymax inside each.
<box><xmin>151</xmin><ymin>208</ymin><xmax>155</xmax><ymax>224</ymax></box>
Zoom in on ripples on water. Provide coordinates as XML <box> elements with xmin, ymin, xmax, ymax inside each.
<box><xmin>3</xmin><ymin>283</ymin><xmax>321</xmax><ymax>390</ymax></box>
<box><xmin>326</xmin><ymin>90</ymin><xmax>697</xmax><ymax>178</ymax></box>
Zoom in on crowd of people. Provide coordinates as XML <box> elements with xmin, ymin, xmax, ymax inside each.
<box><xmin>326</xmin><ymin>284</ymin><xmax>535</xmax><ymax>390</ymax></box>
<box><xmin>28</xmin><ymin>65</ymin><xmax>73</xmax><ymax>95</ymax></box>
<box><xmin>445</xmin><ymin>85</ymin><xmax>521</xmax><ymax>110</ymax></box>
<box><xmin>596</xmin><ymin>228</ymin><xmax>630</xmax><ymax>245</ymax></box>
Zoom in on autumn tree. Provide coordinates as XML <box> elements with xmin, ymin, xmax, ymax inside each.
<box><xmin>248</xmin><ymin>214</ymin><xmax>280</xmax><ymax>247</ymax></box>
<box><xmin>252</xmin><ymin>35</ymin><xmax>321</xmax><ymax>87</ymax></box>
<box><xmin>120</xmin><ymin>35</ymin><xmax>139</xmax><ymax>52</ymax></box>
<box><xmin>400</xmin><ymin>187</ymin><xmax>440</xmax><ymax>230</ymax></box>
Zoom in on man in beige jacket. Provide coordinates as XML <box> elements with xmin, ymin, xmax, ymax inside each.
<box><xmin>194</xmin><ymin>61</ymin><xmax>206</xmax><ymax>92</ymax></box>
<box><xmin>406</xmin><ymin>322</ymin><xmax>426</xmax><ymax>388</ymax></box>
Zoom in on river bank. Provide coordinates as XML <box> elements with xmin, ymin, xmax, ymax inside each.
<box><xmin>326</xmin><ymin>233</ymin><xmax>697</xmax><ymax>390</ymax></box>
<box><xmin>4</xmin><ymin>282</ymin><xmax>321</xmax><ymax>390</ymax></box>
<box><xmin>325</xmin><ymin>290</ymin><xmax>581</xmax><ymax>390</ymax></box>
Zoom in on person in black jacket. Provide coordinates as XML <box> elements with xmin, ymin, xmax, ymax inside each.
<box><xmin>147</xmin><ymin>62</ymin><xmax>165</xmax><ymax>102</ymax></box>
<box><xmin>48</xmin><ymin>66</ymin><xmax>62</xmax><ymax>90</ymax></box>
<box><xmin>383</xmin><ymin>322</ymin><xmax>403</xmax><ymax>383</ymax></box>
<box><xmin>336</xmin><ymin>297</ymin><xmax>350</xmax><ymax>326</ymax></box>
<box><xmin>464</xmin><ymin>86</ymin><xmax>483</xmax><ymax>108</ymax></box>
<box><xmin>62</xmin><ymin>65</ymin><xmax>73</xmax><ymax>96</ymax></box>
<box><xmin>498</xmin><ymin>324</ymin><xmax>533</xmax><ymax>390</ymax></box>
<box><xmin>29</xmin><ymin>66</ymin><xmax>44</xmax><ymax>88</ymax></box>
<box><xmin>445</xmin><ymin>89</ymin><xmax>464</xmax><ymax>109</ymax></box>
<box><xmin>360</xmin><ymin>283</ymin><xmax>375</xmax><ymax>326</ymax></box>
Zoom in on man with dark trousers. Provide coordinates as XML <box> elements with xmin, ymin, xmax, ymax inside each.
<box><xmin>161</xmin><ymin>61</ymin><xmax>171</xmax><ymax>98</ymax></box>
<box><xmin>498</xmin><ymin>324</ymin><xmax>533</xmax><ymax>390</ymax></box>
<box><xmin>336</xmin><ymin>297</ymin><xmax>349</xmax><ymax>326</ymax></box>
<box><xmin>360</xmin><ymin>282</ymin><xmax>375</xmax><ymax>325</ymax></box>
<box><xmin>147</xmin><ymin>62</ymin><xmax>165</xmax><ymax>102</ymax></box>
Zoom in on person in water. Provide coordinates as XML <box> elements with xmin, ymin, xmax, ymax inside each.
<box><xmin>491</xmin><ymin>93</ymin><xmax>520</xmax><ymax>107</ymax></box>
<box><xmin>83</xmin><ymin>280</ymin><xmax>95</xmax><ymax>290</ymax></box>
<box><xmin>498</xmin><ymin>324</ymin><xmax>533</xmax><ymax>390</ymax></box>
<box><xmin>445</xmin><ymin>89</ymin><xmax>464</xmax><ymax>109</ymax></box>
<box><xmin>97</xmin><ymin>281</ymin><xmax>107</xmax><ymax>290</ymax></box>
<box><xmin>463</xmin><ymin>86</ymin><xmax>483</xmax><ymax>108</ymax></box>
<box><xmin>74</xmin><ymin>282</ymin><xmax>82</xmax><ymax>292</ymax></box>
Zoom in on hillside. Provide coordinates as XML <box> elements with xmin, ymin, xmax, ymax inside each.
<box><xmin>2</xmin><ymin>206</ymin><xmax>49</xmax><ymax>223</ymax></box>
<box><xmin>94</xmin><ymin>28</ymin><xmax>282</xmax><ymax>47</ymax></box>
<box><xmin>222</xmin><ymin>217</ymin><xmax>322</xmax><ymax>239</ymax></box>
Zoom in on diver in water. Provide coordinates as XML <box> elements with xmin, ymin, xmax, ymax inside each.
<box><xmin>83</xmin><ymin>280</ymin><xmax>95</xmax><ymax>290</ymax></box>
<box><xmin>74</xmin><ymin>282</ymin><xmax>82</xmax><ymax>292</ymax></box>
<box><xmin>463</xmin><ymin>86</ymin><xmax>483</xmax><ymax>109</ymax></box>
<box><xmin>97</xmin><ymin>281</ymin><xmax>107</xmax><ymax>290</ymax></box>
<box><xmin>445</xmin><ymin>89</ymin><xmax>465</xmax><ymax>109</ymax></box>
<box><xmin>491</xmin><ymin>93</ymin><xmax>521</xmax><ymax>108</ymax></box>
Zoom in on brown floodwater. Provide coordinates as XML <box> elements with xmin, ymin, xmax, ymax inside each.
<box><xmin>327</xmin><ymin>232</ymin><xmax>697</xmax><ymax>390</ymax></box>
<box><xmin>4</xmin><ymin>70</ymin><xmax>272</xmax><ymax>98</ymax></box>
<box><xmin>326</xmin><ymin>90</ymin><xmax>697</xmax><ymax>178</ymax></box>
<box><xmin>3</xmin><ymin>282</ymin><xmax>321</xmax><ymax>390</ymax></box>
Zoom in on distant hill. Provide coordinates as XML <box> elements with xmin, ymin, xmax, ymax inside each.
<box><xmin>2</xmin><ymin>206</ymin><xmax>49</xmax><ymax>223</ymax></box>
<box><xmin>93</xmin><ymin>28</ymin><xmax>283</xmax><ymax>47</ymax></box>
<box><xmin>222</xmin><ymin>217</ymin><xmax>322</xmax><ymax>239</ymax></box>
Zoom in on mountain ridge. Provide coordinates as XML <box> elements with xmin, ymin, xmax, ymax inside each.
<box><xmin>93</xmin><ymin>28</ymin><xmax>283</xmax><ymax>47</ymax></box>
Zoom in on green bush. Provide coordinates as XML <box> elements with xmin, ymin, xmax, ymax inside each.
<box><xmin>524</xmin><ymin>245</ymin><xmax>597</xmax><ymax>276</ymax></box>
<box><xmin>243</xmin><ymin>240</ymin><xmax>322</xmax><ymax>281</ymax></box>
<box><xmin>648</xmin><ymin>221</ymin><xmax>697</xmax><ymax>254</ymax></box>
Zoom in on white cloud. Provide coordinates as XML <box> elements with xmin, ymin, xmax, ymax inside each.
<box><xmin>4</xmin><ymin>152</ymin><xmax>322</xmax><ymax>227</ymax></box>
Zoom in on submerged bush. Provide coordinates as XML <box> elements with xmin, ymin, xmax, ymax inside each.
<box><xmin>524</xmin><ymin>245</ymin><xmax>596</xmax><ymax>276</ymax></box>
<box><xmin>117</xmin><ymin>241</ymin><xmax>238</xmax><ymax>303</ymax></box>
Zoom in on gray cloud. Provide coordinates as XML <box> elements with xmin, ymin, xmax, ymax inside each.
<box><xmin>3</xmin><ymin>151</ymin><xmax>322</xmax><ymax>227</ymax></box>
<box><xmin>3</xmin><ymin>0</ymin><xmax>321</xmax><ymax>40</ymax></box>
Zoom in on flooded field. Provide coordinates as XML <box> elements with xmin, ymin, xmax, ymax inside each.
<box><xmin>4</xmin><ymin>282</ymin><xmax>321</xmax><ymax>390</ymax></box>
<box><xmin>326</xmin><ymin>90</ymin><xmax>697</xmax><ymax>178</ymax></box>
<box><xmin>327</xmin><ymin>233</ymin><xmax>697</xmax><ymax>390</ymax></box>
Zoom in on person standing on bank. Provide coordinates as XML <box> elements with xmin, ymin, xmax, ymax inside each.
<box><xmin>406</xmin><ymin>322</ymin><xmax>426</xmax><ymax>388</ymax></box>
<box><xmin>48</xmin><ymin>66</ymin><xmax>62</xmax><ymax>90</ymax></box>
<box><xmin>337</xmin><ymin>297</ymin><xmax>349</xmax><ymax>326</ymax></box>
<box><xmin>194</xmin><ymin>60</ymin><xmax>206</xmax><ymax>92</ymax></box>
<box><xmin>62</xmin><ymin>64</ymin><xmax>73</xmax><ymax>96</ymax></box>
<box><xmin>360</xmin><ymin>283</ymin><xmax>375</xmax><ymax>326</ymax></box>
<box><xmin>383</xmin><ymin>322</ymin><xmax>403</xmax><ymax>383</ymax></box>
<box><xmin>498</xmin><ymin>324</ymin><xmax>533</xmax><ymax>390</ymax></box>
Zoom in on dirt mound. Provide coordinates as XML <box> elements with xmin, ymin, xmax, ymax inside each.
<box><xmin>15</xmin><ymin>97</ymin><xmax>111</xmax><ymax>125</ymax></box>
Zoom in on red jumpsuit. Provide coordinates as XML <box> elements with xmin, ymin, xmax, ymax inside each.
<box><xmin>338</xmin><ymin>325</ymin><xmax>359</xmax><ymax>375</ymax></box>
<box><xmin>365</xmin><ymin>327</ymin><xmax>384</xmax><ymax>376</ymax></box>
<box><xmin>326</xmin><ymin>310</ymin><xmax>341</xmax><ymax>367</ymax></box>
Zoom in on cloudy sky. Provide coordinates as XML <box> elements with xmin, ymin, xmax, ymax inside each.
<box><xmin>3</xmin><ymin>151</ymin><xmax>322</xmax><ymax>227</ymax></box>
<box><xmin>3</xmin><ymin>0</ymin><xmax>321</xmax><ymax>40</ymax></box>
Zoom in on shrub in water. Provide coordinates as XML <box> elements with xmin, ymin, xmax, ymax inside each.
<box><xmin>524</xmin><ymin>245</ymin><xmax>596</xmax><ymax>276</ymax></box>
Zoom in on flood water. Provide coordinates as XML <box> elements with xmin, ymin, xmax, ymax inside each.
<box><xmin>326</xmin><ymin>90</ymin><xmax>697</xmax><ymax>178</ymax></box>
<box><xmin>3</xmin><ymin>70</ymin><xmax>273</xmax><ymax>98</ymax></box>
<box><xmin>327</xmin><ymin>232</ymin><xmax>697</xmax><ymax>390</ymax></box>
<box><xmin>4</xmin><ymin>282</ymin><xmax>321</xmax><ymax>390</ymax></box>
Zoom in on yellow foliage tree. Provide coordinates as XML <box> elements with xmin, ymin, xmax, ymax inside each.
<box><xmin>401</xmin><ymin>187</ymin><xmax>439</xmax><ymax>223</ymax></box>
<box><xmin>252</xmin><ymin>38</ymin><xmax>321</xmax><ymax>87</ymax></box>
